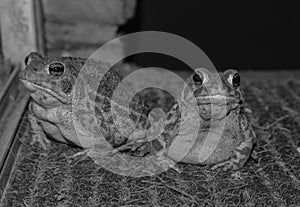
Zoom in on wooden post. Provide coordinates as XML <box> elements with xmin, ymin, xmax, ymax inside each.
<box><xmin>0</xmin><ymin>0</ymin><xmax>44</xmax><ymax>68</ymax></box>
<box><xmin>0</xmin><ymin>0</ymin><xmax>45</xmax><ymax>195</ymax></box>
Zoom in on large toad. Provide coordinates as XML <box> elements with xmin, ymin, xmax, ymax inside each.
<box><xmin>19</xmin><ymin>52</ymin><xmax>152</xmax><ymax>150</ymax></box>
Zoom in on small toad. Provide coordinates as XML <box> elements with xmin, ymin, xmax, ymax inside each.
<box><xmin>118</xmin><ymin>68</ymin><xmax>256</xmax><ymax>171</ymax></box>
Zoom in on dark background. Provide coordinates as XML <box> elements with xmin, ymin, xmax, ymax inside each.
<box><xmin>121</xmin><ymin>0</ymin><xmax>300</xmax><ymax>71</ymax></box>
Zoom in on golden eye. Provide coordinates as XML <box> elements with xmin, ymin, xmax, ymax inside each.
<box><xmin>228</xmin><ymin>73</ymin><xmax>240</xmax><ymax>87</ymax></box>
<box><xmin>48</xmin><ymin>62</ymin><xmax>65</xmax><ymax>77</ymax></box>
<box><xmin>192</xmin><ymin>73</ymin><xmax>202</xmax><ymax>85</ymax></box>
<box><xmin>24</xmin><ymin>52</ymin><xmax>42</xmax><ymax>66</ymax></box>
<box><xmin>194</xmin><ymin>68</ymin><xmax>209</xmax><ymax>84</ymax></box>
<box><xmin>24</xmin><ymin>55</ymin><xmax>30</xmax><ymax>65</ymax></box>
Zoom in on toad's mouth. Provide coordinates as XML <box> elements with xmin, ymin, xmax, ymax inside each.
<box><xmin>196</xmin><ymin>94</ymin><xmax>237</xmax><ymax>105</ymax></box>
<box><xmin>20</xmin><ymin>79</ymin><xmax>69</xmax><ymax>104</ymax></box>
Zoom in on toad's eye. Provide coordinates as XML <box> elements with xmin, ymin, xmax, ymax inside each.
<box><xmin>192</xmin><ymin>73</ymin><xmax>203</xmax><ymax>85</ymax></box>
<box><xmin>48</xmin><ymin>62</ymin><xmax>65</xmax><ymax>77</ymax></box>
<box><xmin>24</xmin><ymin>55</ymin><xmax>30</xmax><ymax>66</ymax></box>
<box><xmin>228</xmin><ymin>73</ymin><xmax>240</xmax><ymax>87</ymax></box>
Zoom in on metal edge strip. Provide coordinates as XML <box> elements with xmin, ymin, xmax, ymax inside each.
<box><xmin>0</xmin><ymin>66</ymin><xmax>30</xmax><ymax>199</ymax></box>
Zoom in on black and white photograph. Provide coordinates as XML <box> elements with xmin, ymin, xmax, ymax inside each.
<box><xmin>0</xmin><ymin>1</ymin><xmax>299</xmax><ymax>206</ymax></box>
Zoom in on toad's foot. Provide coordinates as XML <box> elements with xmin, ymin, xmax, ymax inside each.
<box><xmin>30</xmin><ymin>131</ymin><xmax>50</xmax><ymax>150</ymax></box>
<box><xmin>68</xmin><ymin>149</ymin><xmax>90</xmax><ymax>159</ymax></box>
<box><xmin>211</xmin><ymin>159</ymin><xmax>239</xmax><ymax>171</ymax></box>
<box><xmin>68</xmin><ymin>147</ymin><xmax>114</xmax><ymax>164</ymax></box>
<box><xmin>112</xmin><ymin>142</ymin><xmax>181</xmax><ymax>173</ymax></box>
<box><xmin>67</xmin><ymin>148</ymin><xmax>98</xmax><ymax>164</ymax></box>
<box><xmin>28</xmin><ymin>113</ymin><xmax>50</xmax><ymax>150</ymax></box>
<box><xmin>111</xmin><ymin>140</ymin><xmax>151</xmax><ymax>157</ymax></box>
<box><xmin>211</xmin><ymin>141</ymin><xmax>253</xmax><ymax>171</ymax></box>
<box><xmin>154</xmin><ymin>153</ymin><xmax>181</xmax><ymax>173</ymax></box>
<box><xmin>112</xmin><ymin>109</ymin><xmax>166</xmax><ymax>156</ymax></box>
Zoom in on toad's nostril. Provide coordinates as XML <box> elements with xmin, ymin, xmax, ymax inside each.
<box><xmin>32</xmin><ymin>67</ymin><xmax>38</xmax><ymax>72</ymax></box>
<box><xmin>193</xmin><ymin>88</ymin><xmax>203</xmax><ymax>96</ymax></box>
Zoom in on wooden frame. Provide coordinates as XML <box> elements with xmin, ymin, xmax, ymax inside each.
<box><xmin>0</xmin><ymin>0</ymin><xmax>45</xmax><ymax>197</ymax></box>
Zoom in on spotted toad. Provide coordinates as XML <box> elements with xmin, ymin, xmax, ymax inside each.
<box><xmin>118</xmin><ymin>68</ymin><xmax>256</xmax><ymax>171</ymax></box>
<box><xmin>19</xmin><ymin>52</ymin><xmax>152</xmax><ymax>150</ymax></box>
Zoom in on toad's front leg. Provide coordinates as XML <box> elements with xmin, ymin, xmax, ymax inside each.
<box><xmin>112</xmin><ymin>109</ymin><xmax>167</xmax><ymax>156</ymax></box>
<box><xmin>212</xmin><ymin>116</ymin><xmax>255</xmax><ymax>171</ymax></box>
<box><xmin>27</xmin><ymin>112</ymin><xmax>50</xmax><ymax>150</ymax></box>
<box><xmin>211</xmin><ymin>139</ymin><xmax>253</xmax><ymax>171</ymax></box>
